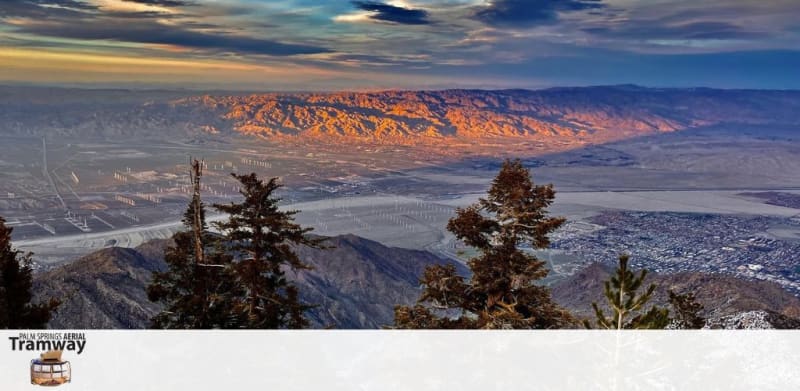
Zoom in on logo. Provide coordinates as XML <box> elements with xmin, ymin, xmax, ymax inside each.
<box><xmin>7</xmin><ymin>332</ymin><xmax>85</xmax><ymax>387</ymax></box>
<box><xmin>30</xmin><ymin>350</ymin><xmax>71</xmax><ymax>387</ymax></box>
<box><xmin>9</xmin><ymin>333</ymin><xmax>86</xmax><ymax>355</ymax></box>
<box><xmin>31</xmin><ymin>350</ymin><xmax>72</xmax><ymax>386</ymax></box>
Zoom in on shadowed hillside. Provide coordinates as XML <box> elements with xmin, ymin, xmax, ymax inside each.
<box><xmin>33</xmin><ymin>246</ymin><xmax>164</xmax><ymax>329</ymax></box>
<box><xmin>33</xmin><ymin>235</ymin><xmax>464</xmax><ymax>329</ymax></box>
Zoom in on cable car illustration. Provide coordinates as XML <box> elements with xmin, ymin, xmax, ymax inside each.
<box><xmin>30</xmin><ymin>350</ymin><xmax>71</xmax><ymax>387</ymax></box>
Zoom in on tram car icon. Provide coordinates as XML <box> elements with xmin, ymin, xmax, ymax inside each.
<box><xmin>30</xmin><ymin>350</ymin><xmax>72</xmax><ymax>387</ymax></box>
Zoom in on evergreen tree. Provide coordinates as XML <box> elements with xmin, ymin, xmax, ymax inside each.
<box><xmin>395</xmin><ymin>159</ymin><xmax>574</xmax><ymax>329</ymax></box>
<box><xmin>147</xmin><ymin>160</ymin><xmax>237</xmax><ymax>328</ymax></box>
<box><xmin>0</xmin><ymin>217</ymin><xmax>59</xmax><ymax>329</ymax></box>
<box><xmin>213</xmin><ymin>173</ymin><xmax>320</xmax><ymax>329</ymax></box>
<box><xmin>668</xmin><ymin>290</ymin><xmax>705</xmax><ymax>329</ymax></box>
<box><xmin>585</xmin><ymin>254</ymin><xmax>670</xmax><ymax>329</ymax></box>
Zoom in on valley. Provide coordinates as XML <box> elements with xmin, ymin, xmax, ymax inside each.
<box><xmin>1</xmin><ymin>85</ymin><xmax>800</xmax><ymax>299</ymax></box>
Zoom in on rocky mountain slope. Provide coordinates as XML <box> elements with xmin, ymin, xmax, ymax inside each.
<box><xmin>33</xmin><ymin>246</ymin><xmax>164</xmax><ymax>329</ymax></box>
<box><xmin>704</xmin><ymin>310</ymin><xmax>800</xmax><ymax>329</ymax></box>
<box><xmin>552</xmin><ymin>263</ymin><xmax>800</xmax><ymax>325</ymax></box>
<box><xmin>293</xmin><ymin>234</ymin><xmax>462</xmax><ymax>328</ymax></box>
<box><xmin>33</xmin><ymin>239</ymin><xmax>800</xmax><ymax>329</ymax></box>
<box><xmin>33</xmin><ymin>235</ymin><xmax>463</xmax><ymax>329</ymax></box>
<box><xmin>3</xmin><ymin>85</ymin><xmax>799</xmax><ymax>145</ymax></box>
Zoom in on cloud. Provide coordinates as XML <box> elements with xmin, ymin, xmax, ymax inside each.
<box><xmin>1</xmin><ymin>0</ymin><xmax>330</xmax><ymax>57</ymax></box>
<box><xmin>3</xmin><ymin>0</ymin><xmax>800</xmax><ymax>90</ymax></box>
<box><xmin>15</xmin><ymin>18</ymin><xmax>330</xmax><ymax>56</ymax></box>
<box><xmin>0</xmin><ymin>0</ymin><xmax>97</xmax><ymax>18</ymax></box>
<box><xmin>475</xmin><ymin>0</ymin><xmax>604</xmax><ymax>27</ymax></box>
<box><xmin>28</xmin><ymin>0</ymin><xmax>95</xmax><ymax>9</ymax></box>
<box><xmin>120</xmin><ymin>0</ymin><xmax>193</xmax><ymax>6</ymax></box>
<box><xmin>351</xmin><ymin>1</ymin><xmax>430</xmax><ymax>25</ymax></box>
<box><xmin>585</xmin><ymin>21</ymin><xmax>767</xmax><ymax>41</ymax></box>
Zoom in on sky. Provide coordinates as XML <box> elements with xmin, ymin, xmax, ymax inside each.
<box><xmin>0</xmin><ymin>0</ymin><xmax>799</xmax><ymax>91</ymax></box>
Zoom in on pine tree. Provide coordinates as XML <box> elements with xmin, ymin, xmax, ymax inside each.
<box><xmin>0</xmin><ymin>217</ymin><xmax>59</xmax><ymax>329</ymax></box>
<box><xmin>147</xmin><ymin>159</ymin><xmax>237</xmax><ymax>328</ymax></box>
<box><xmin>585</xmin><ymin>254</ymin><xmax>670</xmax><ymax>329</ymax></box>
<box><xmin>213</xmin><ymin>173</ymin><xmax>320</xmax><ymax>329</ymax></box>
<box><xmin>668</xmin><ymin>290</ymin><xmax>705</xmax><ymax>329</ymax></box>
<box><xmin>394</xmin><ymin>159</ymin><xmax>574</xmax><ymax>329</ymax></box>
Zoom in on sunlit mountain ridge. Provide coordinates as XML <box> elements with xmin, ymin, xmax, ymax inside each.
<box><xmin>2</xmin><ymin>86</ymin><xmax>799</xmax><ymax>148</ymax></box>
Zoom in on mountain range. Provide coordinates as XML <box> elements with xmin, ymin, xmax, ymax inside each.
<box><xmin>33</xmin><ymin>235</ymin><xmax>464</xmax><ymax>329</ymax></box>
<box><xmin>33</xmin><ymin>236</ymin><xmax>800</xmax><ymax>329</ymax></box>
<box><xmin>3</xmin><ymin>85</ymin><xmax>799</xmax><ymax>145</ymax></box>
